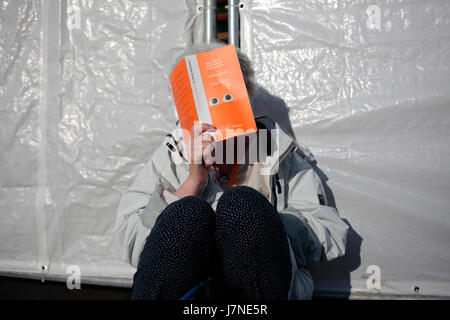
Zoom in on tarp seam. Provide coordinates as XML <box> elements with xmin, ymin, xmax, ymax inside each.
<box><xmin>35</xmin><ymin>0</ymin><xmax>51</xmax><ymax>276</ymax></box>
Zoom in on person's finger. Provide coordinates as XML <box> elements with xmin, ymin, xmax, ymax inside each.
<box><xmin>200</xmin><ymin>123</ymin><xmax>216</xmax><ymax>133</ymax></box>
<box><xmin>203</xmin><ymin>142</ymin><xmax>216</xmax><ymax>166</ymax></box>
<box><xmin>201</xmin><ymin>140</ymin><xmax>214</xmax><ymax>152</ymax></box>
<box><xmin>202</xmin><ymin>133</ymin><xmax>214</xmax><ymax>142</ymax></box>
<box><xmin>192</xmin><ymin>123</ymin><xmax>216</xmax><ymax>136</ymax></box>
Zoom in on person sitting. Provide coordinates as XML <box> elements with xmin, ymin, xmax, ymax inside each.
<box><xmin>113</xmin><ymin>41</ymin><xmax>348</xmax><ymax>300</ymax></box>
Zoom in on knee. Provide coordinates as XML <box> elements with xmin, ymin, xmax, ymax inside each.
<box><xmin>217</xmin><ymin>186</ymin><xmax>267</xmax><ymax>210</ymax></box>
<box><xmin>159</xmin><ymin>196</ymin><xmax>215</xmax><ymax>227</ymax></box>
<box><xmin>219</xmin><ymin>185</ymin><xmax>262</xmax><ymax>203</ymax></box>
<box><xmin>216</xmin><ymin>186</ymin><xmax>273</xmax><ymax>223</ymax></box>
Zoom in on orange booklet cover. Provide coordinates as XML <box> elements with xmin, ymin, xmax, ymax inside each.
<box><xmin>170</xmin><ymin>44</ymin><xmax>257</xmax><ymax>143</ymax></box>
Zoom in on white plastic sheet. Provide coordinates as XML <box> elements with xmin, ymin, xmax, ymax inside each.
<box><xmin>240</xmin><ymin>0</ymin><xmax>450</xmax><ymax>297</ymax></box>
<box><xmin>0</xmin><ymin>0</ymin><xmax>204</xmax><ymax>285</ymax></box>
<box><xmin>1</xmin><ymin>0</ymin><xmax>449</xmax><ymax>298</ymax></box>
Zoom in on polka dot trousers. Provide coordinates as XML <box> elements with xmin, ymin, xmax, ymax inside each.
<box><xmin>131</xmin><ymin>186</ymin><xmax>292</xmax><ymax>300</ymax></box>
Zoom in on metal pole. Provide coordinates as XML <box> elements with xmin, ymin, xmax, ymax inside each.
<box><xmin>228</xmin><ymin>0</ymin><xmax>239</xmax><ymax>47</ymax></box>
<box><xmin>204</xmin><ymin>0</ymin><xmax>216</xmax><ymax>44</ymax></box>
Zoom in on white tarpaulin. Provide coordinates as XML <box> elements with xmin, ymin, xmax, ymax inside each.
<box><xmin>240</xmin><ymin>0</ymin><xmax>450</xmax><ymax>297</ymax></box>
<box><xmin>0</xmin><ymin>0</ymin><xmax>204</xmax><ymax>286</ymax></box>
<box><xmin>1</xmin><ymin>0</ymin><xmax>449</xmax><ymax>298</ymax></box>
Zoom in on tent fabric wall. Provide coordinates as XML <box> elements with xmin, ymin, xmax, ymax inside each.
<box><xmin>1</xmin><ymin>0</ymin><xmax>42</xmax><ymax>275</ymax></box>
<box><xmin>0</xmin><ymin>0</ymin><xmax>203</xmax><ymax>285</ymax></box>
<box><xmin>240</xmin><ymin>0</ymin><xmax>450</xmax><ymax>297</ymax></box>
<box><xmin>1</xmin><ymin>0</ymin><xmax>449</xmax><ymax>298</ymax></box>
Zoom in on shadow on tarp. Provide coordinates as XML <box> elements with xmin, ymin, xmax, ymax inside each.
<box><xmin>252</xmin><ymin>85</ymin><xmax>363</xmax><ymax>299</ymax></box>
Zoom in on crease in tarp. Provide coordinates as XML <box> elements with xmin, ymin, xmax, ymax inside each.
<box><xmin>35</xmin><ymin>0</ymin><xmax>51</xmax><ymax>278</ymax></box>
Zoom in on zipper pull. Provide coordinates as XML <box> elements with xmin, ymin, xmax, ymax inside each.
<box><xmin>276</xmin><ymin>174</ymin><xmax>282</xmax><ymax>194</ymax></box>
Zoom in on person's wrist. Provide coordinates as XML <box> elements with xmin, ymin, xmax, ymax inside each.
<box><xmin>187</xmin><ymin>171</ymin><xmax>208</xmax><ymax>185</ymax></box>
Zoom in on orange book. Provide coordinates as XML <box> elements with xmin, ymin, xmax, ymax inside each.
<box><xmin>169</xmin><ymin>44</ymin><xmax>257</xmax><ymax>143</ymax></box>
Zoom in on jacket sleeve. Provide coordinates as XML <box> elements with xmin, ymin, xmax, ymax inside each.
<box><xmin>279</xmin><ymin>151</ymin><xmax>349</xmax><ymax>268</ymax></box>
<box><xmin>112</xmin><ymin>144</ymin><xmax>175</xmax><ymax>268</ymax></box>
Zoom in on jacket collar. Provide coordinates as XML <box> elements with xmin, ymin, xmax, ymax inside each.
<box><xmin>255</xmin><ymin>116</ymin><xmax>316</xmax><ymax>169</ymax></box>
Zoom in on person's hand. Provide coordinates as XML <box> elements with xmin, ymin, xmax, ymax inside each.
<box><xmin>188</xmin><ymin>122</ymin><xmax>216</xmax><ymax>183</ymax></box>
<box><xmin>174</xmin><ymin>123</ymin><xmax>216</xmax><ymax>198</ymax></box>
